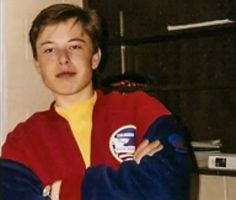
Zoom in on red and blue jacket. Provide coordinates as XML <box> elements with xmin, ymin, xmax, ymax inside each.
<box><xmin>1</xmin><ymin>90</ymin><xmax>192</xmax><ymax>200</ymax></box>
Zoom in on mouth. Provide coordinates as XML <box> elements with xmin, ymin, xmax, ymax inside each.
<box><xmin>56</xmin><ymin>71</ymin><xmax>77</xmax><ymax>78</ymax></box>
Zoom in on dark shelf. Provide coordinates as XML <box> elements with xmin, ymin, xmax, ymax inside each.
<box><xmin>198</xmin><ymin>167</ymin><xmax>236</xmax><ymax>177</ymax></box>
<box><xmin>155</xmin><ymin>84</ymin><xmax>236</xmax><ymax>91</ymax></box>
<box><xmin>100</xmin><ymin>85</ymin><xmax>154</xmax><ymax>93</ymax></box>
<box><xmin>108</xmin><ymin>21</ymin><xmax>236</xmax><ymax>46</ymax></box>
<box><xmin>100</xmin><ymin>84</ymin><xmax>236</xmax><ymax>93</ymax></box>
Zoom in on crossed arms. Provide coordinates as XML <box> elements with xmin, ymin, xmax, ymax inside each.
<box><xmin>0</xmin><ymin>115</ymin><xmax>192</xmax><ymax>200</ymax></box>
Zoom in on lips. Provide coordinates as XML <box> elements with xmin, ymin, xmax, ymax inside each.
<box><xmin>56</xmin><ymin>71</ymin><xmax>77</xmax><ymax>78</ymax></box>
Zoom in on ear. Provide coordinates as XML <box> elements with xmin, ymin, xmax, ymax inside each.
<box><xmin>92</xmin><ymin>48</ymin><xmax>102</xmax><ymax>70</ymax></box>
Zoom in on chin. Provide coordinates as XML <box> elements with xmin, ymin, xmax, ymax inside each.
<box><xmin>48</xmin><ymin>82</ymin><xmax>92</xmax><ymax>96</ymax></box>
<box><xmin>55</xmin><ymin>90</ymin><xmax>79</xmax><ymax>96</ymax></box>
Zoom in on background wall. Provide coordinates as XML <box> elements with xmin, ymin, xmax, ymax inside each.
<box><xmin>197</xmin><ymin>175</ymin><xmax>236</xmax><ymax>200</ymax></box>
<box><xmin>0</xmin><ymin>0</ymin><xmax>83</xmax><ymax>148</ymax></box>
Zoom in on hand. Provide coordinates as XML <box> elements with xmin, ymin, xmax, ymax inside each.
<box><xmin>133</xmin><ymin>139</ymin><xmax>163</xmax><ymax>164</ymax></box>
<box><xmin>43</xmin><ymin>180</ymin><xmax>62</xmax><ymax>200</ymax></box>
<box><xmin>51</xmin><ymin>180</ymin><xmax>62</xmax><ymax>200</ymax></box>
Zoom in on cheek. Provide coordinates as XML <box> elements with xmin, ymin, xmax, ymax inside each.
<box><xmin>80</xmin><ymin>65</ymin><xmax>93</xmax><ymax>77</ymax></box>
<box><xmin>77</xmin><ymin>64</ymin><xmax>94</xmax><ymax>82</ymax></box>
<box><xmin>37</xmin><ymin>50</ymin><xmax>57</xmax><ymax>62</ymax></box>
<box><xmin>36</xmin><ymin>60</ymin><xmax>53</xmax><ymax>77</ymax></box>
<box><xmin>37</xmin><ymin>56</ymin><xmax>56</xmax><ymax>70</ymax></box>
<box><xmin>70</xmin><ymin>50</ymin><xmax>93</xmax><ymax>63</ymax></box>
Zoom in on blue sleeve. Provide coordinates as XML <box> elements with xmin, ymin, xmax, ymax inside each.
<box><xmin>82</xmin><ymin>115</ymin><xmax>193</xmax><ymax>200</ymax></box>
<box><xmin>0</xmin><ymin>159</ymin><xmax>50</xmax><ymax>200</ymax></box>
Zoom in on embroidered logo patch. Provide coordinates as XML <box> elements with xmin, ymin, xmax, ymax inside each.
<box><xmin>109</xmin><ymin>125</ymin><xmax>136</xmax><ymax>162</ymax></box>
<box><xmin>168</xmin><ymin>133</ymin><xmax>187</xmax><ymax>153</ymax></box>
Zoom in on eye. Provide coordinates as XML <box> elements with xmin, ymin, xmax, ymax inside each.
<box><xmin>43</xmin><ymin>48</ymin><xmax>55</xmax><ymax>54</ymax></box>
<box><xmin>70</xmin><ymin>44</ymin><xmax>82</xmax><ymax>50</ymax></box>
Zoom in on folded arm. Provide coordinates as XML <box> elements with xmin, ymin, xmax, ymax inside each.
<box><xmin>0</xmin><ymin>158</ymin><xmax>51</xmax><ymax>200</ymax></box>
<box><xmin>80</xmin><ymin>115</ymin><xmax>192</xmax><ymax>200</ymax></box>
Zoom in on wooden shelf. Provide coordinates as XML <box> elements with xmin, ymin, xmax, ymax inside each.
<box><xmin>198</xmin><ymin>167</ymin><xmax>236</xmax><ymax>177</ymax></box>
<box><xmin>108</xmin><ymin>21</ymin><xmax>236</xmax><ymax>46</ymax></box>
<box><xmin>100</xmin><ymin>84</ymin><xmax>236</xmax><ymax>93</ymax></box>
<box><xmin>155</xmin><ymin>84</ymin><xmax>236</xmax><ymax>91</ymax></box>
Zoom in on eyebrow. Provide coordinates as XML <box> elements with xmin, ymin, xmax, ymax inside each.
<box><xmin>68</xmin><ymin>38</ymin><xmax>86</xmax><ymax>43</ymax></box>
<box><xmin>39</xmin><ymin>38</ymin><xmax>86</xmax><ymax>47</ymax></box>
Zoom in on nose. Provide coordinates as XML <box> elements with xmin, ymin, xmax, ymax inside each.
<box><xmin>58</xmin><ymin>49</ymin><xmax>70</xmax><ymax>65</ymax></box>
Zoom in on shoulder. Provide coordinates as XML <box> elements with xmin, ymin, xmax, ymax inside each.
<box><xmin>97</xmin><ymin>89</ymin><xmax>159</xmax><ymax>104</ymax></box>
<box><xmin>4</xmin><ymin>105</ymin><xmax>58</xmax><ymax>144</ymax></box>
<box><xmin>97</xmin><ymin>89</ymin><xmax>170</xmax><ymax>114</ymax></box>
<box><xmin>2</xmin><ymin>105</ymin><xmax>61</xmax><ymax>159</ymax></box>
<box><xmin>16</xmin><ymin>108</ymin><xmax>55</xmax><ymax>129</ymax></box>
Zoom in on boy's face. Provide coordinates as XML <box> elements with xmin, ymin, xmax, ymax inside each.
<box><xmin>34</xmin><ymin>18</ymin><xmax>101</xmax><ymax>103</ymax></box>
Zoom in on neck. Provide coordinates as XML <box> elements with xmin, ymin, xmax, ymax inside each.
<box><xmin>54</xmin><ymin>88</ymin><xmax>95</xmax><ymax>108</ymax></box>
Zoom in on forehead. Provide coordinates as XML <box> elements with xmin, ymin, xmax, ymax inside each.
<box><xmin>36</xmin><ymin>18</ymin><xmax>91</xmax><ymax>44</ymax></box>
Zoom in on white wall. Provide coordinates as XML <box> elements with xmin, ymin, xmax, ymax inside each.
<box><xmin>0</xmin><ymin>0</ymin><xmax>5</xmax><ymax>146</ymax></box>
<box><xmin>198</xmin><ymin>175</ymin><xmax>236</xmax><ymax>200</ymax></box>
<box><xmin>0</xmin><ymin>0</ymin><xmax>83</xmax><ymax>147</ymax></box>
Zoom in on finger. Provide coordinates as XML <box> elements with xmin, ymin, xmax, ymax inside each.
<box><xmin>134</xmin><ymin>140</ymin><xmax>162</xmax><ymax>164</ymax></box>
<box><xmin>147</xmin><ymin>143</ymin><xmax>164</xmax><ymax>156</ymax></box>
<box><xmin>133</xmin><ymin>140</ymin><xmax>149</xmax><ymax>160</ymax></box>
<box><xmin>51</xmin><ymin>180</ymin><xmax>62</xmax><ymax>200</ymax></box>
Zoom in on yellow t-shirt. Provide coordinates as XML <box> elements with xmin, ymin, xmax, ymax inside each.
<box><xmin>55</xmin><ymin>92</ymin><xmax>97</xmax><ymax>168</ymax></box>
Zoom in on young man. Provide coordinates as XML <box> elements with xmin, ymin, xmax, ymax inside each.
<box><xmin>0</xmin><ymin>3</ymin><xmax>192</xmax><ymax>200</ymax></box>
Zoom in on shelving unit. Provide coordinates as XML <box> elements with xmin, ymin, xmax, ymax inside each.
<box><xmin>198</xmin><ymin>167</ymin><xmax>236</xmax><ymax>177</ymax></box>
<box><xmin>85</xmin><ymin>0</ymin><xmax>236</xmax><ymax>154</ymax></box>
<box><xmin>109</xmin><ymin>21</ymin><xmax>236</xmax><ymax>46</ymax></box>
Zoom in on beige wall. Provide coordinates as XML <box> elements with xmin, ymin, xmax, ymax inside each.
<box><xmin>1</xmin><ymin>0</ymin><xmax>83</xmax><ymax>146</ymax></box>
<box><xmin>197</xmin><ymin>175</ymin><xmax>236</xmax><ymax>200</ymax></box>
